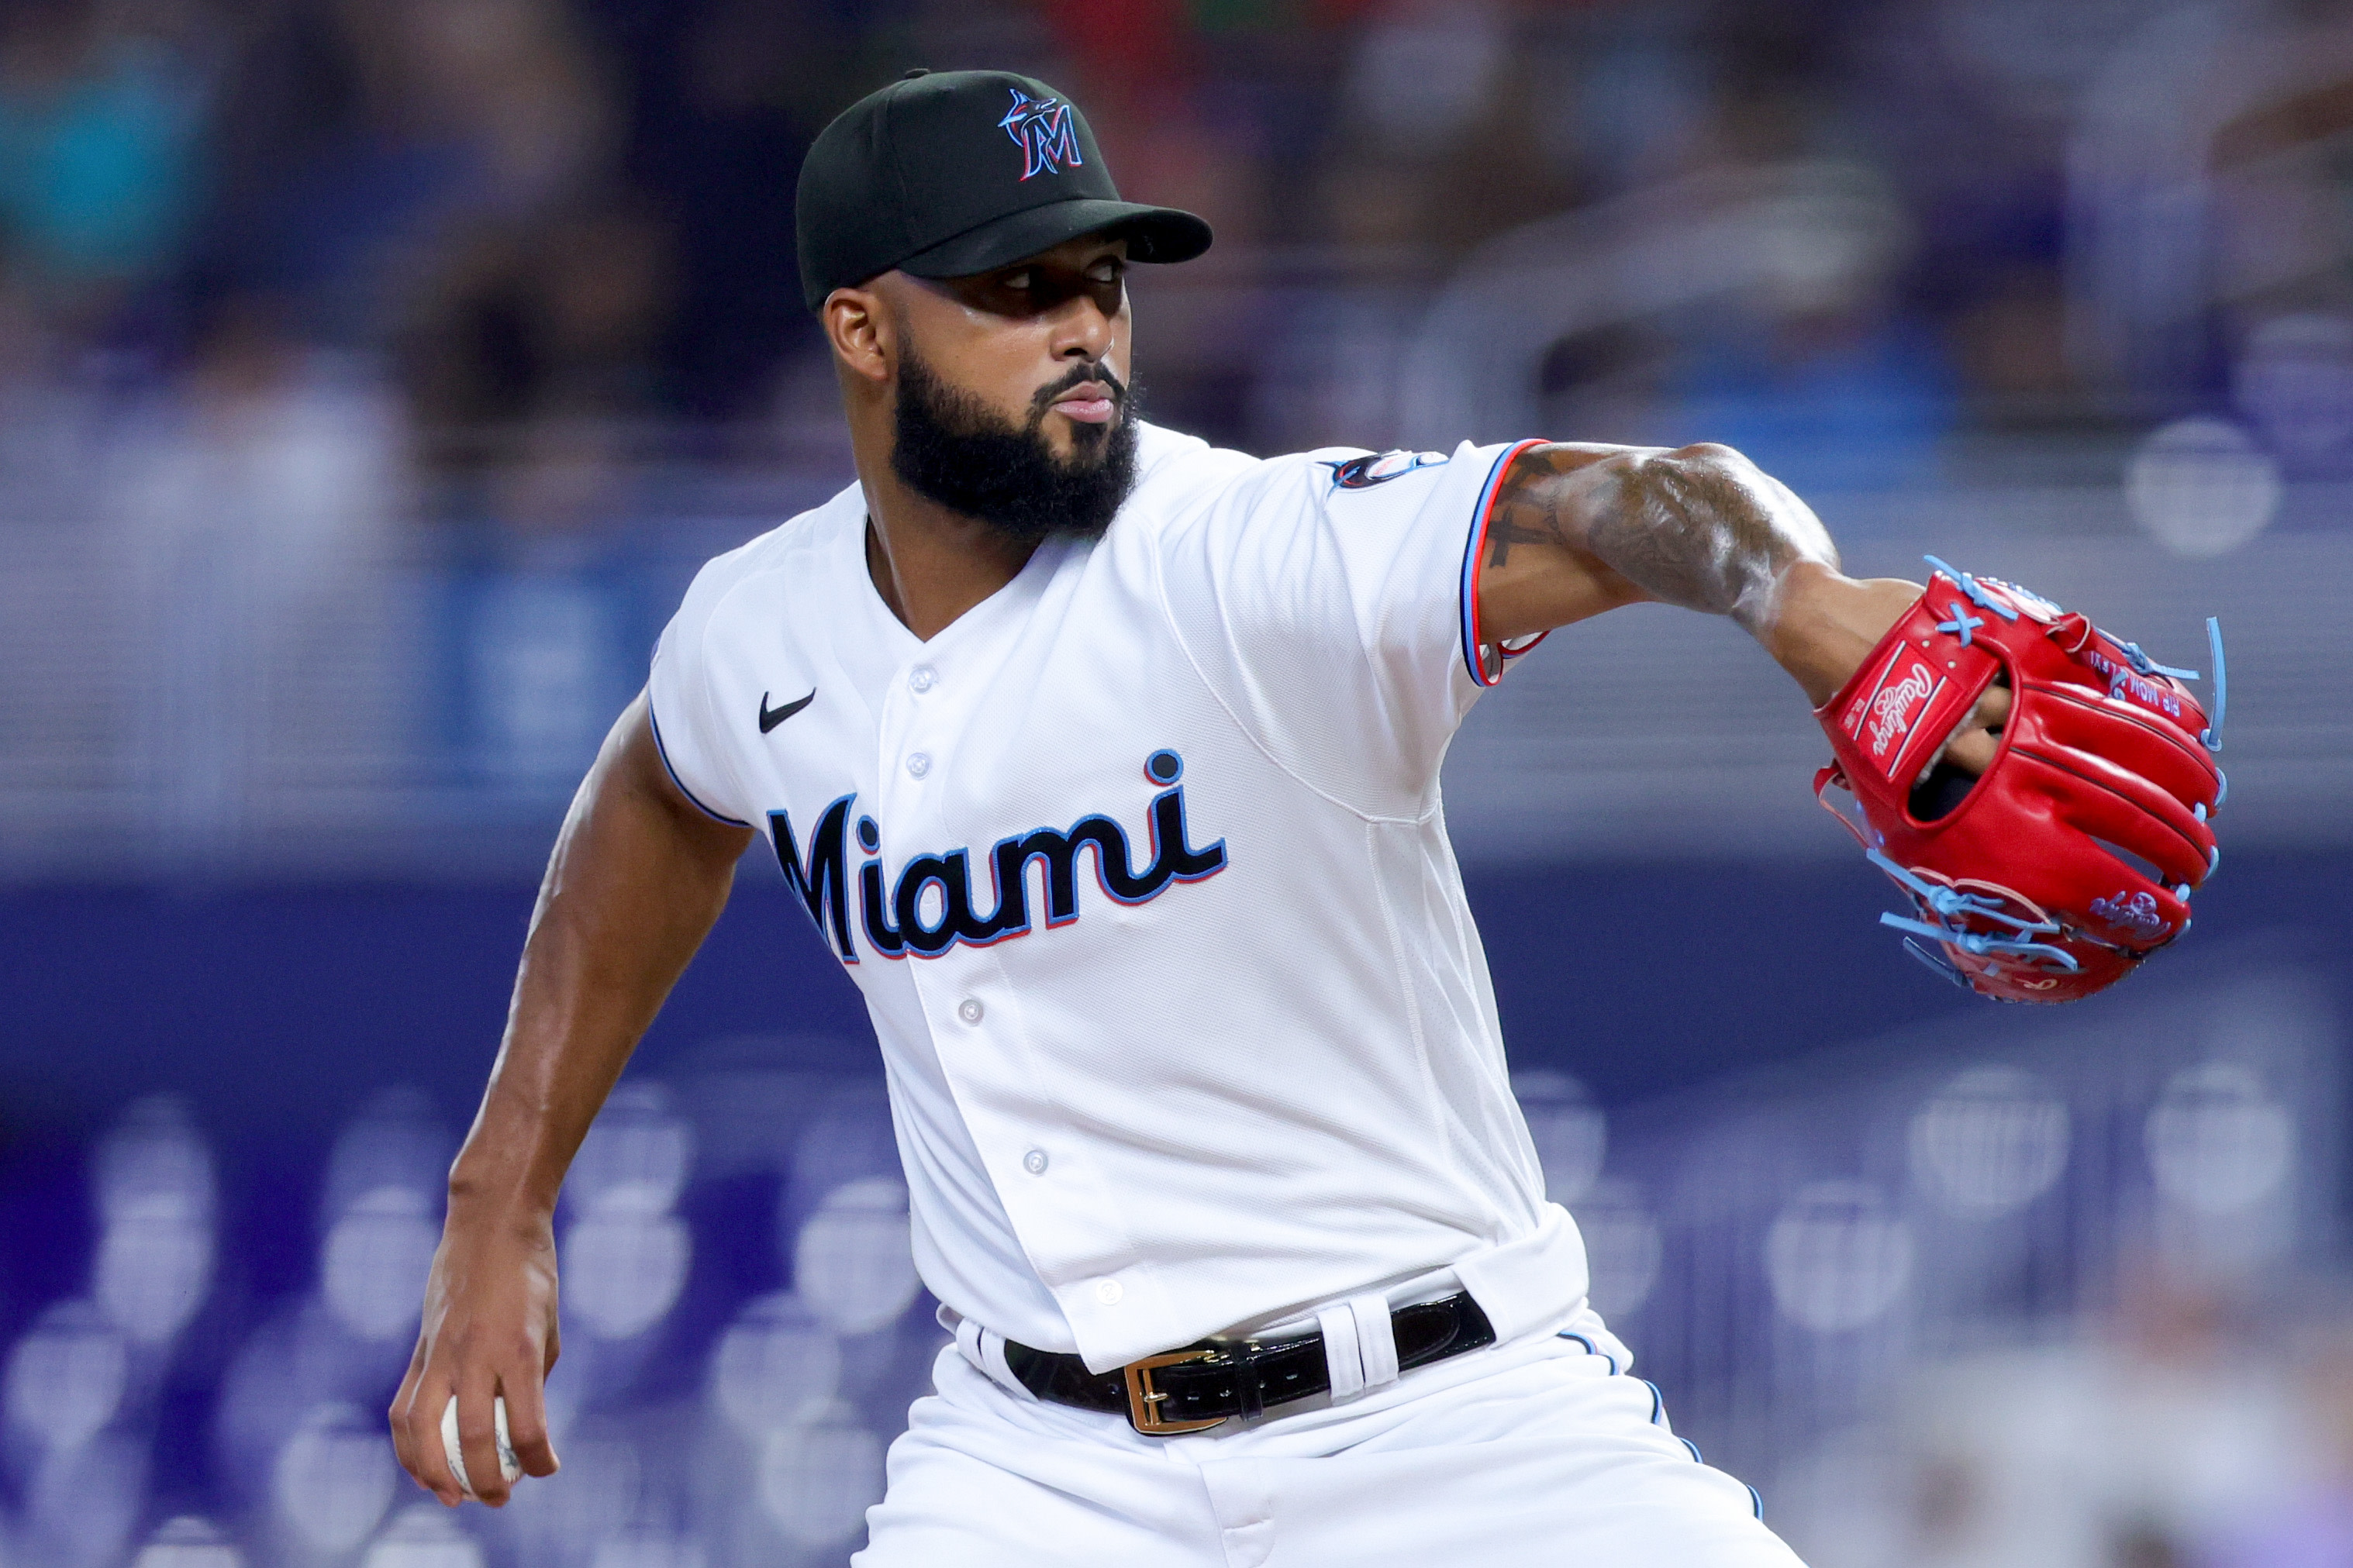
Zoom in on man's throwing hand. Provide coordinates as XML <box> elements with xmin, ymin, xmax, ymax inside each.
<box><xmin>388</xmin><ymin>1208</ymin><xmax>564</xmax><ymax>1506</ymax></box>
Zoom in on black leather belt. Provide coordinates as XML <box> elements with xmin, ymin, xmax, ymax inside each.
<box><xmin>1004</xmin><ymin>1291</ymin><xmax>1496</xmax><ymax>1435</ymax></box>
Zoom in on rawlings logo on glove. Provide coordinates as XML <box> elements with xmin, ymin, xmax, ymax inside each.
<box><xmin>1850</xmin><ymin>651</ymin><xmax>1947</xmax><ymax>774</ymax></box>
<box><xmin>1814</xmin><ymin>558</ymin><xmax>2227</xmax><ymax>1004</ymax></box>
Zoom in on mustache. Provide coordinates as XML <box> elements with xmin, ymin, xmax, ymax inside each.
<box><xmin>1030</xmin><ymin>360</ymin><xmax>1127</xmax><ymax>417</ymax></box>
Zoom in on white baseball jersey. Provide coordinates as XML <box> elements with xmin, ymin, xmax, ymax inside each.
<box><xmin>647</xmin><ymin>420</ymin><xmax>1587</xmax><ymax>1373</ymax></box>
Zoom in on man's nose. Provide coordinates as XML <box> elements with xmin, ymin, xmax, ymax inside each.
<box><xmin>1051</xmin><ymin>294</ymin><xmax>1119</xmax><ymax>361</ymax></box>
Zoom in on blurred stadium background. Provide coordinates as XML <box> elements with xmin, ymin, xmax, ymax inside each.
<box><xmin>1</xmin><ymin>0</ymin><xmax>2351</xmax><ymax>1564</ymax></box>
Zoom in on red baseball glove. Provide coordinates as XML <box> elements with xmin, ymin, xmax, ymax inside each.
<box><xmin>1814</xmin><ymin>558</ymin><xmax>2226</xmax><ymax>1003</ymax></box>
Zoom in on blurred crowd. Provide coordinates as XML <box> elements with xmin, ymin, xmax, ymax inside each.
<box><xmin>7</xmin><ymin>0</ymin><xmax>2353</xmax><ymax>869</ymax></box>
<box><xmin>4</xmin><ymin>0</ymin><xmax>2353</xmax><ymax>499</ymax></box>
<box><xmin>2</xmin><ymin>1062</ymin><xmax>946</xmax><ymax>1568</ymax></box>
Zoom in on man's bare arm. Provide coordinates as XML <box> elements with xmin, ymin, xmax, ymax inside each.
<box><xmin>1475</xmin><ymin>440</ymin><xmax>2006</xmax><ymax>766</ymax></box>
<box><xmin>389</xmin><ymin>691</ymin><xmax>753</xmax><ymax>1506</ymax></box>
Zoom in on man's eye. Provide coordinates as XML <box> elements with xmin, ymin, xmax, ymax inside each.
<box><xmin>1001</xmin><ymin>271</ymin><xmax>1032</xmax><ymax>291</ymax></box>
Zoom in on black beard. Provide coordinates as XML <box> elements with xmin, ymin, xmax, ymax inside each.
<box><xmin>889</xmin><ymin>346</ymin><xmax>1140</xmax><ymax>545</ymax></box>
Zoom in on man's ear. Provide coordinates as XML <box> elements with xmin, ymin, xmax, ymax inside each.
<box><xmin>823</xmin><ymin>285</ymin><xmax>894</xmax><ymax>386</ymax></box>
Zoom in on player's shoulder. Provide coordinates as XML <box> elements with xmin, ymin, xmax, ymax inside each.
<box><xmin>678</xmin><ymin>481</ymin><xmax>861</xmax><ymax>612</ymax></box>
<box><xmin>1121</xmin><ymin>426</ymin><xmax>1489</xmax><ymax>538</ymax></box>
<box><xmin>1124</xmin><ymin>422</ymin><xmax>1399</xmax><ymax>500</ymax></box>
<box><xmin>1118</xmin><ymin>424</ymin><xmax>1353</xmax><ymax>528</ymax></box>
<box><xmin>1117</xmin><ymin>421</ymin><xmax>1258</xmax><ymax>512</ymax></box>
<box><xmin>661</xmin><ymin>480</ymin><xmax>861</xmax><ymax>665</ymax></box>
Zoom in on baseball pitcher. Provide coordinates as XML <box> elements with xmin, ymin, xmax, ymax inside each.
<box><xmin>391</xmin><ymin>69</ymin><xmax>2224</xmax><ymax>1565</ymax></box>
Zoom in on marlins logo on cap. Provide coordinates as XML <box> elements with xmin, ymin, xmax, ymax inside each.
<box><xmin>1000</xmin><ymin>89</ymin><xmax>1084</xmax><ymax>181</ymax></box>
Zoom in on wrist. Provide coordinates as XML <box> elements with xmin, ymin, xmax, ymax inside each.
<box><xmin>1768</xmin><ymin>562</ymin><xmax>1920</xmax><ymax>708</ymax></box>
<box><xmin>447</xmin><ymin>1142</ymin><xmax>561</xmax><ymax>1229</ymax></box>
<box><xmin>447</xmin><ymin>1182</ymin><xmax>558</xmax><ymax>1235</ymax></box>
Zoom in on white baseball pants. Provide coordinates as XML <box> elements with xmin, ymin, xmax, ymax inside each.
<box><xmin>855</xmin><ymin>1310</ymin><xmax>1806</xmax><ymax>1567</ymax></box>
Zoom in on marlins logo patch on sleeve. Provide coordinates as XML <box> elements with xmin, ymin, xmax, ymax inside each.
<box><xmin>1323</xmin><ymin>450</ymin><xmax>1451</xmax><ymax>491</ymax></box>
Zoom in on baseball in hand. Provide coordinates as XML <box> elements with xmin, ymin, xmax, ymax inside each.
<box><xmin>440</xmin><ymin>1394</ymin><xmax>522</xmax><ymax>1497</ymax></box>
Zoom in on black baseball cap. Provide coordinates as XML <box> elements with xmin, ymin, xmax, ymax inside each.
<box><xmin>795</xmin><ymin>68</ymin><xmax>1213</xmax><ymax>312</ymax></box>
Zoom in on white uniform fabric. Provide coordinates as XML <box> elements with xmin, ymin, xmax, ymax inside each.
<box><xmin>649</xmin><ymin>422</ymin><xmax>1584</xmax><ymax>1372</ymax></box>
<box><xmin>858</xmin><ymin>1311</ymin><xmax>1797</xmax><ymax>1568</ymax></box>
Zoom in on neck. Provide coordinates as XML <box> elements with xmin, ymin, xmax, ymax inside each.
<box><xmin>852</xmin><ymin>432</ymin><xmax>1040</xmax><ymax>643</ymax></box>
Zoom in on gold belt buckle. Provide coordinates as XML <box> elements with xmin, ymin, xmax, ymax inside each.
<box><xmin>1122</xmin><ymin>1347</ymin><xmax>1224</xmax><ymax>1435</ymax></box>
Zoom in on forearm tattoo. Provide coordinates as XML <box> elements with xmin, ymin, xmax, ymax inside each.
<box><xmin>1487</xmin><ymin>443</ymin><xmax>1837</xmax><ymax>636</ymax></box>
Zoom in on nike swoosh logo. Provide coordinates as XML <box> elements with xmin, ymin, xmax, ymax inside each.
<box><xmin>758</xmin><ymin>689</ymin><xmax>815</xmax><ymax>733</ymax></box>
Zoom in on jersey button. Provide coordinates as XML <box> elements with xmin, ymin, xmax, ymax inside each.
<box><xmin>1022</xmin><ymin>1149</ymin><xmax>1048</xmax><ymax>1175</ymax></box>
<box><xmin>1094</xmin><ymin>1279</ymin><xmax>1124</xmax><ymax>1306</ymax></box>
<box><xmin>909</xmin><ymin>665</ymin><xmax>937</xmax><ymax>693</ymax></box>
<box><xmin>957</xmin><ymin>998</ymin><xmax>984</xmax><ymax>1025</ymax></box>
<box><xmin>906</xmin><ymin>753</ymin><xmax>931</xmax><ymax>778</ymax></box>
